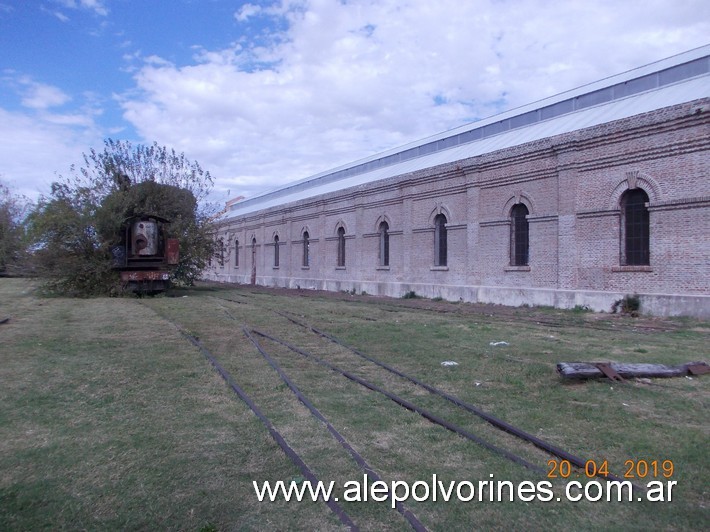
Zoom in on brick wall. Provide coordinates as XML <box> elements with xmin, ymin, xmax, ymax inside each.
<box><xmin>208</xmin><ymin>99</ymin><xmax>710</xmax><ymax>317</ymax></box>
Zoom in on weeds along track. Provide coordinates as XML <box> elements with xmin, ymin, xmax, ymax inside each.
<box><xmin>208</xmin><ymin>294</ymin><xmax>641</xmax><ymax>490</ymax></box>
<box><xmin>248</xmin><ymin>326</ymin><xmax>543</xmax><ymax>473</ymax></box>
<box><xmin>273</xmin><ymin>311</ymin><xmax>606</xmax><ymax>475</ymax></box>
<box><xmin>269</xmin><ymin>309</ymin><xmax>636</xmax><ymax>487</ymax></box>
<box><xmin>144</xmin><ymin>292</ymin><xmax>651</xmax><ymax>529</ymax></box>
<box><xmin>143</xmin><ymin>303</ymin><xmax>360</xmax><ymax>530</ymax></box>
<box><xmin>147</xmin><ymin>298</ymin><xmax>440</xmax><ymax>530</ymax></box>
<box><xmin>242</xmin><ymin>325</ymin><xmax>428</xmax><ymax>532</ymax></box>
<box><xmin>214</xmin><ymin>287</ymin><xmax>683</xmax><ymax>334</ymax></box>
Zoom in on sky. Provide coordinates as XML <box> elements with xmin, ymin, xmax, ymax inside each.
<box><xmin>1</xmin><ymin>0</ymin><xmax>709</xmax><ymax>204</ymax></box>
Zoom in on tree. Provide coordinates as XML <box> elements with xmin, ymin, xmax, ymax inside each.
<box><xmin>27</xmin><ymin>140</ymin><xmax>217</xmax><ymax>295</ymax></box>
<box><xmin>0</xmin><ymin>180</ymin><xmax>31</xmax><ymax>276</ymax></box>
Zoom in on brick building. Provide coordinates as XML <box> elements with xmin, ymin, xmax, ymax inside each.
<box><xmin>206</xmin><ymin>46</ymin><xmax>710</xmax><ymax>318</ymax></box>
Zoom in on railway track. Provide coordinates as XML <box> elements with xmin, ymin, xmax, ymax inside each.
<box><xmin>215</xmin><ymin>287</ymin><xmax>685</xmax><ymax>334</ymax></box>
<box><xmin>147</xmin><ymin>307</ymin><xmax>359</xmax><ymax>529</ymax></box>
<box><xmin>145</xmin><ymin>291</ymin><xmax>653</xmax><ymax>528</ymax></box>
<box><xmin>272</xmin><ymin>310</ymin><xmax>627</xmax><ymax>482</ymax></box>
<box><xmin>214</xmin><ymin>295</ymin><xmax>649</xmax><ymax>484</ymax></box>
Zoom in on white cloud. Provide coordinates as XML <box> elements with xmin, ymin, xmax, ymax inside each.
<box><xmin>53</xmin><ymin>11</ymin><xmax>70</xmax><ymax>22</ymax></box>
<box><xmin>118</xmin><ymin>0</ymin><xmax>709</xmax><ymax>201</ymax></box>
<box><xmin>80</xmin><ymin>0</ymin><xmax>108</xmax><ymax>16</ymax></box>
<box><xmin>0</xmin><ymin>108</ymin><xmax>101</xmax><ymax>199</ymax></box>
<box><xmin>2</xmin><ymin>0</ymin><xmax>706</xmax><ymax>208</ymax></box>
<box><xmin>0</xmin><ymin>77</ymin><xmax>104</xmax><ymax>199</ymax></box>
<box><xmin>235</xmin><ymin>3</ymin><xmax>262</xmax><ymax>22</ymax></box>
<box><xmin>19</xmin><ymin>79</ymin><xmax>72</xmax><ymax>109</ymax></box>
<box><xmin>53</xmin><ymin>0</ymin><xmax>108</xmax><ymax>17</ymax></box>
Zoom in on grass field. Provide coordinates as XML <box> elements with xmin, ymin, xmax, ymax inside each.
<box><xmin>0</xmin><ymin>278</ymin><xmax>708</xmax><ymax>530</ymax></box>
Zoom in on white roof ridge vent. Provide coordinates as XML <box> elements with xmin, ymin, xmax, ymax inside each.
<box><xmin>229</xmin><ymin>45</ymin><xmax>710</xmax><ymax>215</ymax></box>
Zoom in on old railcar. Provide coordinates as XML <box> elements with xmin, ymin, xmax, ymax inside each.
<box><xmin>111</xmin><ymin>214</ymin><xmax>179</xmax><ymax>293</ymax></box>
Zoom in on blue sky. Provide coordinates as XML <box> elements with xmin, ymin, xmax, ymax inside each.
<box><xmin>2</xmin><ymin>1</ymin><xmax>268</xmax><ymax>138</ymax></box>
<box><xmin>1</xmin><ymin>0</ymin><xmax>709</xmax><ymax>203</ymax></box>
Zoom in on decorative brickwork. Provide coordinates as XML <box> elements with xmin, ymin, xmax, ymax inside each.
<box><xmin>207</xmin><ymin>98</ymin><xmax>710</xmax><ymax>317</ymax></box>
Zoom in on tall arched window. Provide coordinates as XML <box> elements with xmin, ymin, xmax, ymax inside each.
<box><xmin>218</xmin><ymin>238</ymin><xmax>225</xmax><ymax>266</ymax></box>
<box><xmin>234</xmin><ymin>239</ymin><xmax>239</xmax><ymax>267</ymax></box>
<box><xmin>621</xmin><ymin>189</ymin><xmax>650</xmax><ymax>265</ymax></box>
<box><xmin>434</xmin><ymin>213</ymin><xmax>447</xmax><ymax>267</ymax></box>
<box><xmin>379</xmin><ymin>221</ymin><xmax>389</xmax><ymax>267</ymax></box>
<box><xmin>337</xmin><ymin>227</ymin><xmax>346</xmax><ymax>267</ymax></box>
<box><xmin>251</xmin><ymin>237</ymin><xmax>257</xmax><ymax>285</ymax></box>
<box><xmin>273</xmin><ymin>235</ymin><xmax>279</xmax><ymax>267</ymax></box>
<box><xmin>510</xmin><ymin>204</ymin><xmax>529</xmax><ymax>266</ymax></box>
<box><xmin>302</xmin><ymin>231</ymin><xmax>310</xmax><ymax>267</ymax></box>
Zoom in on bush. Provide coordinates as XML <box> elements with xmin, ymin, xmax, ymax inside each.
<box><xmin>0</xmin><ymin>181</ymin><xmax>31</xmax><ymax>276</ymax></box>
<box><xmin>611</xmin><ymin>294</ymin><xmax>641</xmax><ymax>316</ymax></box>
<box><xmin>25</xmin><ymin>140</ymin><xmax>216</xmax><ymax>295</ymax></box>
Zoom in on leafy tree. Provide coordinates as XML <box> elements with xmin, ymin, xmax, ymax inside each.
<box><xmin>27</xmin><ymin>140</ymin><xmax>217</xmax><ymax>295</ymax></box>
<box><xmin>0</xmin><ymin>180</ymin><xmax>31</xmax><ymax>276</ymax></box>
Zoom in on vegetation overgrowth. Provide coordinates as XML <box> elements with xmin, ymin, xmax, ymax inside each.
<box><xmin>1</xmin><ymin>279</ymin><xmax>708</xmax><ymax>529</ymax></box>
<box><xmin>7</xmin><ymin>140</ymin><xmax>216</xmax><ymax>295</ymax></box>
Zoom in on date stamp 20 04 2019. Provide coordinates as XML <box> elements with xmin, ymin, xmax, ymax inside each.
<box><xmin>547</xmin><ymin>459</ymin><xmax>674</xmax><ymax>480</ymax></box>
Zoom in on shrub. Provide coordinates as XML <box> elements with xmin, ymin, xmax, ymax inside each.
<box><xmin>611</xmin><ymin>294</ymin><xmax>641</xmax><ymax>316</ymax></box>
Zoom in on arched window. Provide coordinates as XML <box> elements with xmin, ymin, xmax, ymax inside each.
<box><xmin>620</xmin><ymin>189</ymin><xmax>650</xmax><ymax>265</ymax></box>
<box><xmin>510</xmin><ymin>204</ymin><xmax>529</xmax><ymax>266</ymax></box>
<box><xmin>337</xmin><ymin>227</ymin><xmax>346</xmax><ymax>267</ymax></box>
<box><xmin>218</xmin><ymin>238</ymin><xmax>225</xmax><ymax>266</ymax></box>
<box><xmin>273</xmin><ymin>235</ymin><xmax>279</xmax><ymax>267</ymax></box>
<box><xmin>302</xmin><ymin>231</ymin><xmax>310</xmax><ymax>267</ymax></box>
<box><xmin>434</xmin><ymin>213</ymin><xmax>447</xmax><ymax>267</ymax></box>
<box><xmin>379</xmin><ymin>221</ymin><xmax>389</xmax><ymax>267</ymax></box>
<box><xmin>251</xmin><ymin>237</ymin><xmax>257</xmax><ymax>285</ymax></box>
<box><xmin>234</xmin><ymin>239</ymin><xmax>239</xmax><ymax>267</ymax></box>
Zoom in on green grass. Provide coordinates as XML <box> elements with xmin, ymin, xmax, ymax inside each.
<box><xmin>1</xmin><ymin>278</ymin><xmax>708</xmax><ymax>530</ymax></box>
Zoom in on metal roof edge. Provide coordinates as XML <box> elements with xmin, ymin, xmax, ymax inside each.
<box><xmin>228</xmin><ymin>45</ymin><xmax>710</xmax><ymax>215</ymax></box>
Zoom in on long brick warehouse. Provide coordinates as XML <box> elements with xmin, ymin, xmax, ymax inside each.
<box><xmin>206</xmin><ymin>46</ymin><xmax>710</xmax><ymax>318</ymax></box>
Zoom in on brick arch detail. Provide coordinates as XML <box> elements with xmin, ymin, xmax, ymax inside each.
<box><xmin>428</xmin><ymin>202</ymin><xmax>453</xmax><ymax>226</ymax></box>
<box><xmin>502</xmin><ymin>192</ymin><xmax>535</xmax><ymax>217</ymax></box>
<box><xmin>608</xmin><ymin>171</ymin><xmax>661</xmax><ymax>209</ymax></box>
<box><xmin>374</xmin><ymin>214</ymin><xmax>392</xmax><ymax>232</ymax></box>
<box><xmin>333</xmin><ymin>219</ymin><xmax>348</xmax><ymax>236</ymax></box>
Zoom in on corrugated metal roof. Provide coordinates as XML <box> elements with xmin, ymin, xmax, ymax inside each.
<box><xmin>226</xmin><ymin>45</ymin><xmax>710</xmax><ymax>218</ymax></box>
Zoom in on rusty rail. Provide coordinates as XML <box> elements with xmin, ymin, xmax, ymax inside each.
<box><xmin>180</xmin><ymin>329</ymin><xmax>359</xmax><ymax>531</ymax></box>
<box><xmin>277</xmin><ymin>311</ymin><xmax>640</xmax><ymax>489</ymax></box>
<box><xmin>243</xmin><ymin>327</ymin><xmax>428</xmax><ymax>532</ymax></box>
<box><xmin>251</xmin><ymin>328</ymin><xmax>546</xmax><ymax>475</ymax></box>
